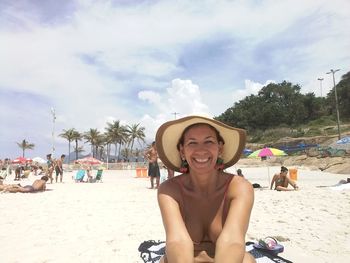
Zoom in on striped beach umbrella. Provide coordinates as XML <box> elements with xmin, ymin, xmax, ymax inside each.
<box><xmin>248</xmin><ymin>147</ymin><xmax>287</xmax><ymax>185</ymax></box>
<box><xmin>76</xmin><ymin>156</ymin><xmax>103</xmax><ymax>165</ymax></box>
<box><xmin>248</xmin><ymin>147</ymin><xmax>287</xmax><ymax>158</ymax></box>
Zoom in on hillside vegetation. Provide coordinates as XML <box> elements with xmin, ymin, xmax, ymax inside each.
<box><xmin>215</xmin><ymin>71</ymin><xmax>350</xmax><ymax>147</ymax></box>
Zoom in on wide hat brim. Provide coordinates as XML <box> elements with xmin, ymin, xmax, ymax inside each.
<box><xmin>155</xmin><ymin>115</ymin><xmax>246</xmax><ymax>172</ymax></box>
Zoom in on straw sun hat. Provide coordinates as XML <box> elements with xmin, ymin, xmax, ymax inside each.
<box><xmin>155</xmin><ymin>115</ymin><xmax>246</xmax><ymax>172</ymax></box>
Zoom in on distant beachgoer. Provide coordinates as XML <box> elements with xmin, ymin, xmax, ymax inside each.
<box><xmin>0</xmin><ymin>176</ymin><xmax>48</xmax><ymax>193</ymax></box>
<box><xmin>145</xmin><ymin>141</ymin><xmax>160</xmax><ymax>189</ymax></box>
<box><xmin>55</xmin><ymin>154</ymin><xmax>65</xmax><ymax>183</ymax></box>
<box><xmin>37</xmin><ymin>166</ymin><xmax>44</xmax><ymax>175</ymax></box>
<box><xmin>46</xmin><ymin>154</ymin><xmax>54</xmax><ymax>183</ymax></box>
<box><xmin>336</xmin><ymin>178</ymin><xmax>350</xmax><ymax>185</ymax></box>
<box><xmin>14</xmin><ymin>165</ymin><xmax>24</xmax><ymax>181</ymax></box>
<box><xmin>270</xmin><ymin>166</ymin><xmax>298</xmax><ymax>191</ymax></box>
<box><xmin>86</xmin><ymin>166</ymin><xmax>93</xmax><ymax>182</ymax></box>
<box><xmin>237</xmin><ymin>168</ymin><xmax>244</xmax><ymax>177</ymax></box>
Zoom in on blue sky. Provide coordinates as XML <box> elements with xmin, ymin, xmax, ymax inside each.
<box><xmin>1</xmin><ymin>0</ymin><xmax>349</xmax><ymax>159</ymax></box>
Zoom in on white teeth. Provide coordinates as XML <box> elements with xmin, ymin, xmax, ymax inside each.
<box><xmin>195</xmin><ymin>158</ymin><xmax>209</xmax><ymax>163</ymax></box>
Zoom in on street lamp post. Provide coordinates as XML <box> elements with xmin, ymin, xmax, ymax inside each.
<box><xmin>326</xmin><ymin>69</ymin><xmax>341</xmax><ymax>140</ymax></box>
<box><xmin>172</xmin><ymin>112</ymin><xmax>180</xmax><ymax>120</ymax></box>
<box><xmin>317</xmin><ymin>77</ymin><xmax>324</xmax><ymax>97</ymax></box>
<box><xmin>51</xmin><ymin>107</ymin><xmax>56</xmax><ymax>157</ymax></box>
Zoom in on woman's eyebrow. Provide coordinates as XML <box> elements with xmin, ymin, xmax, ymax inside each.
<box><xmin>186</xmin><ymin>135</ymin><xmax>215</xmax><ymax>141</ymax></box>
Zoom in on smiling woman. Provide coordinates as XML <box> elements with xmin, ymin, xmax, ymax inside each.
<box><xmin>155</xmin><ymin>115</ymin><xmax>255</xmax><ymax>263</ymax></box>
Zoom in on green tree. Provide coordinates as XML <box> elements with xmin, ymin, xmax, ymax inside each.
<box><xmin>217</xmin><ymin>81</ymin><xmax>307</xmax><ymax>131</ymax></box>
<box><xmin>105</xmin><ymin>120</ymin><xmax>128</xmax><ymax>161</ymax></box>
<box><xmin>84</xmin><ymin>129</ymin><xmax>102</xmax><ymax>158</ymax></box>
<box><xmin>72</xmin><ymin>130</ymin><xmax>83</xmax><ymax>161</ymax></box>
<box><xmin>334</xmin><ymin>71</ymin><xmax>350</xmax><ymax>120</ymax></box>
<box><xmin>59</xmin><ymin>128</ymin><xmax>76</xmax><ymax>163</ymax></box>
<box><xmin>16</xmin><ymin>139</ymin><xmax>35</xmax><ymax>157</ymax></box>
<box><xmin>73</xmin><ymin>146</ymin><xmax>85</xmax><ymax>157</ymax></box>
<box><xmin>126</xmin><ymin>123</ymin><xmax>146</xmax><ymax>160</ymax></box>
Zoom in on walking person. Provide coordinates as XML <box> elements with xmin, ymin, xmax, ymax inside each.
<box><xmin>46</xmin><ymin>154</ymin><xmax>54</xmax><ymax>184</ymax></box>
<box><xmin>55</xmin><ymin>154</ymin><xmax>65</xmax><ymax>183</ymax></box>
<box><xmin>145</xmin><ymin>141</ymin><xmax>160</xmax><ymax>189</ymax></box>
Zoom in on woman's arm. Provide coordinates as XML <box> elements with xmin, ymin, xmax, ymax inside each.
<box><xmin>270</xmin><ymin>174</ymin><xmax>277</xmax><ymax>189</ymax></box>
<box><xmin>158</xmin><ymin>180</ymin><xmax>193</xmax><ymax>263</ymax></box>
<box><xmin>215</xmin><ymin>177</ymin><xmax>254</xmax><ymax>263</ymax></box>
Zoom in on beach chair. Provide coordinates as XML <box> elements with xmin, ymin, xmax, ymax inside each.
<box><xmin>21</xmin><ymin>170</ymin><xmax>31</xmax><ymax>179</ymax></box>
<box><xmin>96</xmin><ymin>169</ymin><xmax>103</xmax><ymax>182</ymax></box>
<box><xmin>92</xmin><ymin>169</ymin><xmax>103</xmax><ymax>183</ymax></box>
<box><xmin>75</xmin><ymin>169</ymin><xmax>86</xmax><ymax>182</ymax></box>
<box><xmin>0</xmin><ymin>169</ymin><xmax>7</xmax><ymax>180</ymax></box>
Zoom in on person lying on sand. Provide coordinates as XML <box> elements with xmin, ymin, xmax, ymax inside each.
<box><xmin>270</xmin><ymin>166</ymin><xmax>298</xmax><ymax>191</ymax></box>
<box><xmin>0</xmin><ymin>176</ymin><xmax>48</xmax><ymax>193</ymax></box>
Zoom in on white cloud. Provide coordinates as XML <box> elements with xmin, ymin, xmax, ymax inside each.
<box><xmin>231</xmin><ymin>79</ymin><xmax>275</xmax><ymax>103</ymax></box>
<box><xmin>0</xmin><ymin>0</ymin><xmax>349</xmax><ymax>158</ymax></box>
<box><xmin>138</xmin><ymin>78</ymin><xmax>210</xmax><ymax>140</ymax></box>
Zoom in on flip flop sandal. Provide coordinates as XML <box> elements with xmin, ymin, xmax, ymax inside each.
<box><xmin>253</xmin><ymin>237</ymin><xmax>284</xmax><ymax>255</ymax></box>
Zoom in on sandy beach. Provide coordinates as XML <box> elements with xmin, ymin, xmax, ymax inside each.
<box><xmin>1</xmin><ymin>165</ymin><xmax>349</xmax><ymax>263</ymax></box>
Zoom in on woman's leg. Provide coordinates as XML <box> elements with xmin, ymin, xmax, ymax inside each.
<box><xmin>275</xmin><ymin>186</ymin><xmax>295</xmax><ymax>191</ymax></box>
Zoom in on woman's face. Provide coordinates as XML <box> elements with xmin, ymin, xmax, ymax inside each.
<box><xmin>179</xmin><ymin>124</ymin><xmax>223</xmax><ymax>172</ymax></box>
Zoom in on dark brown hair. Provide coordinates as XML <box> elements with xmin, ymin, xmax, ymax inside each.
<box><xmin>281</xmin><ymin>166</ymin><xmax>288</xmax><ymax>172</ymax></box>
<box><xmin>41</xmin><ymin>175</ymin><xmax>49</xmax><ymax>181</ymax></box>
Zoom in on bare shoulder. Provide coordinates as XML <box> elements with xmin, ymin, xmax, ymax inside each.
<box><xmin>158</xmin><ymin>175</ymin><xmax>184</xmax><ymax>200</ymax></box>
<box><xmin>223</xmin><ymin>172</ymin><xmax>254</xmax><ymax>198</ymax></box>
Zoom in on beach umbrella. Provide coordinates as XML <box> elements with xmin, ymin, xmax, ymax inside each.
<box><xmin>32</xmin><ymin>157</ymin><xmax>47</xmax><ymax>164</ymax></box>
<box><xmin>248</xmin><ymin>147</ymin><xmax>287</xmax><ymax>158</ymax></box>
<box><xmin>76</xmin><ymin>156</ymin><xmax>103</xmax><ymax>165</ymax></box>
<box><xmin>11</xmin><ymin>156</ymin><xmax>27</xmax><ymax>164</ymax></box>
<box><xmin>248</xmin><ymin>147</ymin><xmax>287</xmax><ymax>184</ymax></box>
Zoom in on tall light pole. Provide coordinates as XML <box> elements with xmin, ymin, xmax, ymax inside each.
<box><xmin>51</xmin><ymin>107</ymin><xmax>56</xmax><ymax>157</ymax></box>
<box><xmin>172</xmin><ymin>112</ymin><xmax>180</xmax><ymax>120</ymax></box>
<box><xmin>317</xmin><ymin>77</ymin><xmax>324</xmax><ymax>97</ymax></box>
<box><xmin>326</xmin><ymin>69</ymin><xmax>341</xmax><ymax>140</ymax></box>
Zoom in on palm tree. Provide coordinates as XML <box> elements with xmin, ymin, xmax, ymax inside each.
<box><xmin>105</xmin><ymin>120</ymin><xmax>128</xmax><ymax>161</ymax></box>
<box><xmin>126</xmin><ymin>123</ymin><xmax>146</xmax><ymax>159</ymax></box>
<box><xmin>95</xmin><ymin>134</ymin><xmax>106</xmax><ymax>159</ymax></box>
<box><xmin>71</xmin><ymin>130</ymin><xmax>83</xmax><ymax>161</ymax></box>
<box><xmin>59</xmin><ymin>128</ymin><xmax>76</xmax><ymax>163</ymax></box>
<box><xmin>134</xmin><ymin>148</ymin><xmax>143</xmax><ymax>162</ymax></box>
<box><xmin>16</xmin><ymin>139</ymin><xmax>35</xmax><ymax>157</ymax></box>
<box><xmin>84</xmin><ymin>128</ymin><xmax>102</xmax><ymax>157</ymax></box>
<box><xmin>73</xmin><ymin>146</ymin><xmax>85</xmax><ymax>157</ymax></box>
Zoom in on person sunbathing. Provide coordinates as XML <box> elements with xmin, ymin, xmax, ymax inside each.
<box><xmin>0</xmin><ymin>176</ymin><xmax>49</xmax><ymax>193</ymax></box>
<box><xmin>270</xmin><ymin>166</ymin><xmax>298</xmax><ymax>191</ymax></box>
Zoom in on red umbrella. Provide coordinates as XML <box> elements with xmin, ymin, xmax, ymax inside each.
<box><xmin>12</xmin><ymin>157</ymin><xmax>27</xmax><ymax>164</ymax></box>
<box><xmin>76</xmin><ymin>157</ymin><xmax>103</xmax><ymax>165</ymax></box>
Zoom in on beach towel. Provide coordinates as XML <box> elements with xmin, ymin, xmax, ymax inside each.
<box><xmin>138</xmin><ymin>240</ymin><xmax>293</xmax><ymax>263</ymax></box>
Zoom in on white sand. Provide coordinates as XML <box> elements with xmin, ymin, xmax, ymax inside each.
<box><xmin>1</xmin><ymin>166</ymin><xmax>349</xmax><ymax>263</ymax></box>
